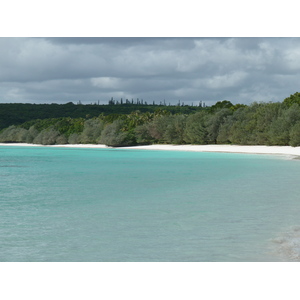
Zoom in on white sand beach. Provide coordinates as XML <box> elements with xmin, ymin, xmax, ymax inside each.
<box><xmin>1</xmin><ymin>143</ymin><xmax>300</xmax><ymax>158</ymax></box>
<box><xmin>122</xmin><ymin>144</ymin><xmax>300</xmax><ymax>159</ymax></box>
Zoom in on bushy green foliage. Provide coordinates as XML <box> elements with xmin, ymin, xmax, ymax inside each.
<box><xmin>147</xmin><ymin>116</ymin><xmax>173</xmax><ymax>142</ymax></box>
<box><xmin>33</xmin><ymin>127</ymin><xmax>66</xmax><ymax>145</ymax></box>
<box><xmin>0</xmin><ymin>126</ymin><xmax>28</xmax><ymax>143</ymax></box>
<box><xmin>80</xmin><ymin>119</ymin><xmax>104</xmax><ymax>144</ymax></box>
<box><xmin>251</xmin><ymin>102</ymin><xmax>281</xmax><ymax>144</ymax></box>
<box><xmin>183</xmin><ymin>111</ymin><xmax>208</xmax><ymax>144</ymax></box>
<box><xmin>268</xmin><ymin>104</ymin><xmax>300</xmax><ymax>145</ymax></box>
<box><xmin>135</xmin><ymin>123</ymin><xmax>154</xmax><ymax>144</ymax></box>
<box><xmin>290</xmin><ymin>122</ymin><xmax>300</xmax><ymax>147</ymax></box>
<box><xmin>100</xmin><ymin>119</ymin><xmax>135</xmax><ymax>147</ymax></box>
<box><xmin>134</xmin><ymin>112</ymin><xmax>172</xmax><ymax>144</ymax></box>
<box><xmin>163</xmin><ymin>115</ymin><xmax>187</xmax><ymax>144</ymax></box>
<box><xmin>0</xmin><ymin>102</ymin><xmax>205</xmax><ymax>131</ymax></box>
<box><xmin>283</xmin><ymin>92</ymin><xmax>300</xmax><ymax>107</ymax></box>
<box><xmin>68</xmin><ymin>133</ymin><xmax>81</xmax><ymax>144</ymax></box>
<box><xmin>25</xmin><ymin>126</ymin><xmax>39</xmax><ymax>143</ymax></box>
<box><xmin>209</xmin><ymin>100</ymin><xmax>234</xmax><ymax>113</ymax></box>
<box><xmin>2</xmin><ymin>93</ymin><xmax>300</xmax><ymax>147</ymax></box>
<box><xmin>206</xmin><ymin>108</ymin><xmax>232</xmax><ymax>144</ymax></box>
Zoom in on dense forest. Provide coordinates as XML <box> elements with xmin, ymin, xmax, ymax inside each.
<box><xmin>1</xmin><ymin>93</ymin><xmax>300</xmax><ymax>147</ymax></box>
<box><xmin>0</xmin><ymin>99</ymin><xmax>205</xmax><ymax>130</ymax></box>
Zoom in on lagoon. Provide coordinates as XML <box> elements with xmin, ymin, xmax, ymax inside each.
<box><xmin>1</xmin><ymin>145</ymin><xmax>300</xmax><ymax>261</ymax></box>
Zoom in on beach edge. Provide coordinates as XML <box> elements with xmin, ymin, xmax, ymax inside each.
<box><xmin>1</xmin><ymin>143</ymin><xmax>300</xmax><ymax>158</ymax></box>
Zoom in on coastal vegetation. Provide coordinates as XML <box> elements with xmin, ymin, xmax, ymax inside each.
<box><xmin>0</xmin><ymin>99</ymin><xmax>204</xmax><ymax>130</ymax></box>
<box><xmin>1</xmin><ymin>93</ymin><xmax>300</xmax><ymax>147</ymax></box>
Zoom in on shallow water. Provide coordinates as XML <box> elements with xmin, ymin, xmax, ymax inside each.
<box><xmin>1</xmin><ymin>146</ymin><xmax>300</xmax><ymax>261</ymax></box>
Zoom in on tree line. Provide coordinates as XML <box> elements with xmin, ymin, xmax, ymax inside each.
<box><xmin>1</xmin><ymin>93</ymin><xmax>300</xmax><ymax>147</ymax></box>
<box><xmin>0</xmin><ymin>100</ymin><xmax>205</xmax><ymax>130</ymax></box>
<box><xmin>107</xmin><ymin>97</ymin><xmax>206</xmax><ymax>107</ymax></box>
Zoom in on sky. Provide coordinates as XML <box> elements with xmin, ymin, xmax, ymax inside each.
<box><xmin>1</xmin><ymin>37</ymin><xmax>300</xmax><ymax>106</ymax></box>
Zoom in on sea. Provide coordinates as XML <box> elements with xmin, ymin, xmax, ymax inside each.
<box><xmin>1</xmin><ymin>145</ymin><xmax>300</xmax><ymax>262</ymax></box>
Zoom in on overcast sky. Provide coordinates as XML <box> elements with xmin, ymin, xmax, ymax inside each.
<box><xmin>1</xmin><ymin>37</ymin><xmax>300</xmax><ymax>106</ymax></box>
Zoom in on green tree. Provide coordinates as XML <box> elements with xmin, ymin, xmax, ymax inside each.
<box><xmin>252</xmin><ymin>102</ymin><xmax>281</xmax><ymax>144</ymax></box>
<box><xmin>217</xmin><ymin>115</ymin><xmax>234</xmax><ymax>144</ymax></box>
<box><xmin>0</xmin><ymin>125</ymin><xmax>28</xmax><ymax>143</ymax></box>
<box><xmin>183</xmin><ymin>111</ymin><xmax>208</xmax><ymax>144</ymax></box>
<box><xmin>283</xmin><ymin>92</ymin><xmax>300</xmax><ymax>107</ymax></box>
<box><xmin>25</xmin><ymin>126</ymin><xmax>39</xmax><ymax>143</ymax></box>
<box><xmin>209</xmin><ymin>100</ymin><xmax>234</xmax><ymax>113</ymax></box>
<box><xmin>290</xmin><ymin>122</ymin><xmax>300</xmax><ymax>147</ymax></box>
<box><xmin>134</xmin><ymin>123</ymin><xmax>154</xmax><ymax>144</ymax></box>
<box><xmin>268</xmin><ymin>104</ymin><xmax>300</xmax><ymax>145</ymax></box>
<box><xmin>80</xmin><ymin>119</ymin><xmax>104</xmax><ymax>144</ymax></box>
<box><xmin>163</xmin><ymin>115</ymin><xmax>187</xmax><ymax>144</ymax></box>
<box><xmin>68</xmin><ymin>133</ymin><xmax>81</xmax><ymax>144</ymax></box>
<box><xmin>33</xmin><ymin>127</ymin><xmax>65</xmax><ymax>145</ymax></box>
<box><xmin>224</xmin><ymin>105</ymin><xmax>258</xmax><ymax>145</ymax></box>
<box><xmin>206</xmin><ymin>108</ymin><xmax>232</xmax><ymax>144</ymax></box>
<box><xmin>146</xmin><ymin>115</ymin><xmax>173</xmax><ymax>143</ymax></box>
<box><xmin>100</xmin><ymin>120</ymin><xmax>135</xmax><ymax>146</ymax></box>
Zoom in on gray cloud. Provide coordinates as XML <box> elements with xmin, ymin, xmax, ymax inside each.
<box><xmin>0</xmin><ymin>37</ymin><xmax>299</xmax><ymax>105</ymax></box>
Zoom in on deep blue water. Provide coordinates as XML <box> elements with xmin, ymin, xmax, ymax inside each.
<box><xmin>1</xmin><ymin>145</ymin><xmax>300</xmax><ymax>261</ymax></box>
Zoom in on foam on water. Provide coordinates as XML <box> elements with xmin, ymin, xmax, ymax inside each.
<box><xmin>270</xmin><ymin>226</ymin><xmax>300</xmax><ymax>261</ymax></box>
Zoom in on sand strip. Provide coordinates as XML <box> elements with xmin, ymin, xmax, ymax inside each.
<box><xmin>1</xmin><ymin>143</ymin><xmax>300</xmax><ymax>158</ymax></box>
<box><xmin>121</xmin><ymin>144</ymin><xmax>300</xmax><ymax>158</ymax></box>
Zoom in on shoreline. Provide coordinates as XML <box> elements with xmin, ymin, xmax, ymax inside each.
<box><xmin>1</xmin><ymin>143</ymin><xmax>300</xmax><ymax>159</ymax></box>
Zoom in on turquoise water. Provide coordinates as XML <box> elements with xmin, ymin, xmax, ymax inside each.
<box><xmin>1</xmin><ymin>146</ymin><xmax>300</xmax><ymax>262</ymax></box>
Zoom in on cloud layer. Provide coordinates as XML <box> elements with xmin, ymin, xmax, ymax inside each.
<box><xmin>1</xmin><ymin>37</ymin><xmax>300</xmax><ymax>105</ymax></box>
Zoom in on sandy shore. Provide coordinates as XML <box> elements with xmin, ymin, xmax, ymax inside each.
<box><xmin>1</xmin><ymin>143</ymin><xmax>300</xmax><ymax>158</ymax></box>
<box><xmin>122</xmin><ymin>144</ymin><xmax>300</xmax><ymax>158</ymax></box>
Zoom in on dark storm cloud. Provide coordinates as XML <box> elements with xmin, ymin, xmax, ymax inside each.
<box><xmin>1</xmin><ymin>37</ymin><xmax>300</xmax><ymax>104</ymax></box>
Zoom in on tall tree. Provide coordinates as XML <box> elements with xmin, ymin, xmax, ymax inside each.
<box><xmin>183</xmin><ymin>111</ymin><xmax>208</xmax><ymax>144</ymax></box>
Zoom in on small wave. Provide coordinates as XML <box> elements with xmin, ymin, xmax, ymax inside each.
<box><xmin>0</xmin><ymin>165</ymin><xmax>26</xmax><ymax>168</ymax></box>
<box><xmin>270</xmin><ymin>226</ymin><xmax>300</xmax><ymax>261</ymax></box>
